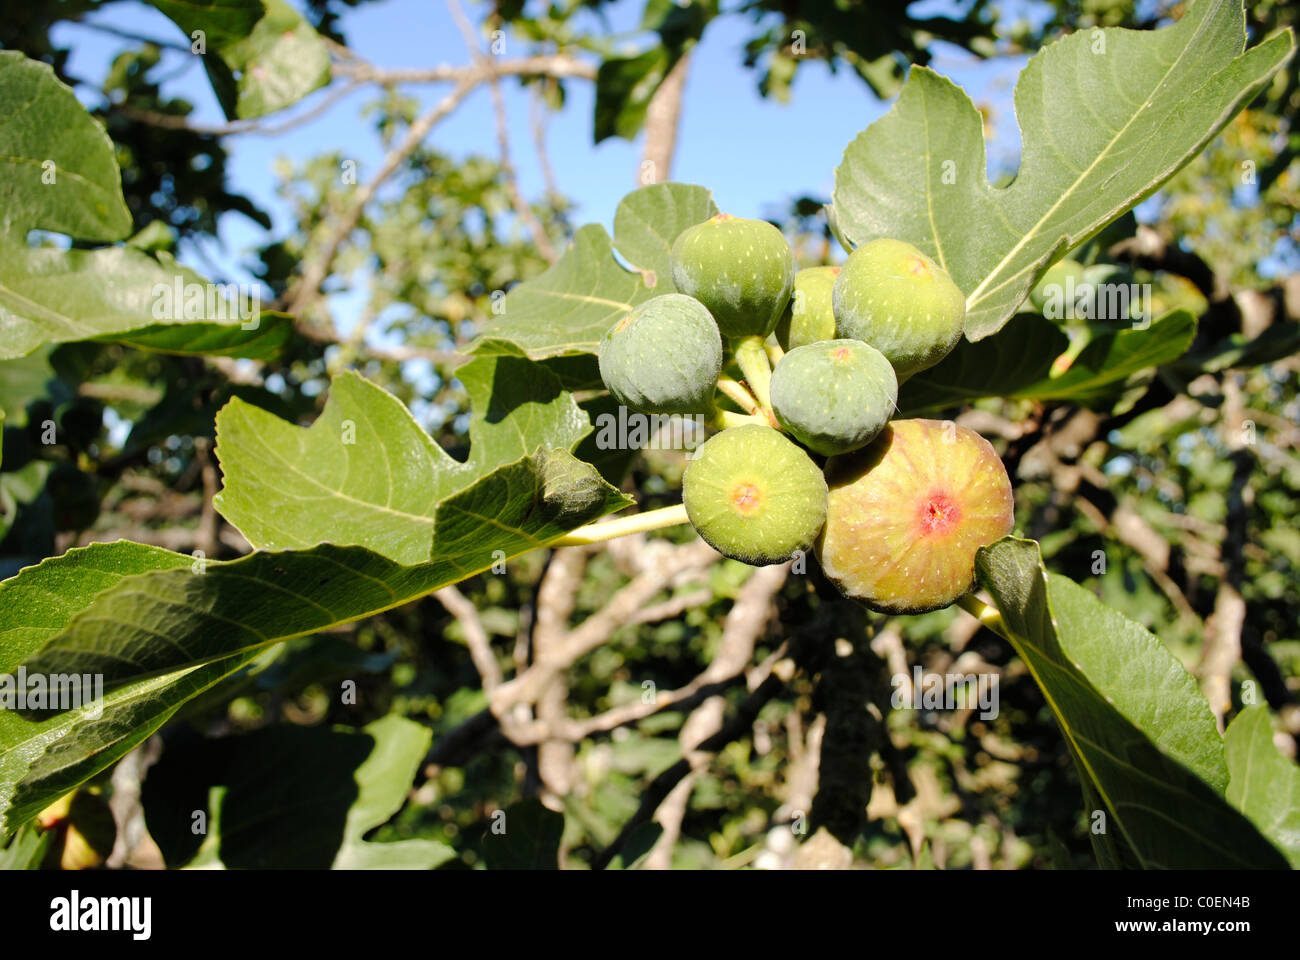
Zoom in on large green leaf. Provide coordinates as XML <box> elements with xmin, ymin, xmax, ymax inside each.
<box><xmin>3</xmin><ymin>452</ymin><xmax>624</xmax><ymax>832</ymax></box>
<box><xmin>214</xmin><ymin>360</ymin><xmax>597</xmax><ymax>564</ymax></box>
<box><xmin>0</xmin><ymin>51</ymin><xmax>131</xmax><ymax>242</ymax></box>
<box><xmin>472</xmin><ymin>182</ymin><xmax>717</xmax><ymax>361</ymax></box>
<box><xmin>899</xmin><ymin>311</ymin><xmax>1196</xmax><ymax>414</ymax></box>
<box><xmin>3</xmin><ymin>363</ymin><xmax>629</xmax><ymax>832</ymax></box>
<box><xmin>612</xmin><ymin>180</ymin><xmax>719</xmax><ymax>288</ymax></box>
<box><xmin>1224</xmin><ymin>706</ymin><xmax>1300</xmax><ymax>868</ymax></box>
<box><xmin>975</xmin><ymin>537</ymin><xmax>1289</xmax><ymax>868</ymax></box>
<box><xmin>0</xmin><ymin>541</ymin><xmax>262</xmax><ymax>836</ymax></box>
<box><xmin>147</xmin><ymin>0</ymin><xmax>330</xmax><ymax>120</ymax></box>
<box><xmin>830</xmin><ymin>0</ymin><xmax>1294</xmax><ymax>340</ymax></box>
<box><xmin>0</xmin><ymin>53</ymin><xmax>288</xmax><ymax>361</ymax></box>
<box><xmin>142</xmin><ymin>715</ymin><xmax>455</xmax><ymax>868</ymax></box>
<box><xmin>0</xmin><ymin>242</ymin><xmax>285</xmax><ymax>362</ymax></box>
<box><xmin>20</xmin><ymin>453</ymin><xmax>627</xmax><ymax>688</ymax></box>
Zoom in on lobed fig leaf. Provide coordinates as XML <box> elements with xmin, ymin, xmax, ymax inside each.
<box><xmin>597</xmin><ymin>293</ymin><xmax>722</xmax><ymax>414</ymax></box>
<box><xmin>770</xmin><ymin>339</ymin><xmax>897</xmax><ymax>456</ymax></box>
<box><xmin>775</xmin><ymin>266</ymin><xmax>839</xmax><ymax>351</ymax></box>
<box><xmin>816</xmin><ymin>418</ymin><xmax>1013</xmax><ymax>614</ymax></box>
<box><xmin>670</xmin><ymin>214</ymin><xmax>795</xmax><ymax>340</ymax></box>
<box><xmin>833</xmin><ymin>238</ymin><xmax>965</xmax><ymax>382</ymax></box>
<box><xmin>683</xmin><ymin>424</ymin><xmax>827</xmax><ymax>566</ymax></box>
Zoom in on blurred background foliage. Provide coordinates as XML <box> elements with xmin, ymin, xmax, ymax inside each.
<box><xmin>0</xmin><ymin>0</ymin><xmax>1297</xmax><ymax>870</ymax></box>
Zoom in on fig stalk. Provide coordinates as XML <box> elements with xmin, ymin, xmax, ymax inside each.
<box><xmin>732</xmin><ymin>335</ymin><xmax>773</xmax><ymax>413</ymax></box>
<box><xmin>551</xmin><ymin>503</ymin><xmax>691</xmax><ymax>546</ymax></box>
<box><xmin>715</xmin><ymin>375</ymin><xmax>763</xmax><ymax>416</ymax></box>
<box><xmin>956</xmin><ymin>592</ymin><xmax>1011</xmax><ymax>641</ymax></box>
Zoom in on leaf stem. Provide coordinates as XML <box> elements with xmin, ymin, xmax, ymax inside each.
<box><xmin>765</xmin><ymin>340</ymin><xmax>785</xmax><ymax>367</ymax></box>
<box><xmin>551</xmin><ymin>503</ymin><xmax>691</xmax><ymax>546</ymax></box>
<box><xmin>956</xmin><ymin>591</ymin><xmax>1011</xmax><ymax>642</ymax></box>
<box><xmin>732</xmin><ymin>336</ymin><xmax>773</xmax><ymax>413</ymax></box>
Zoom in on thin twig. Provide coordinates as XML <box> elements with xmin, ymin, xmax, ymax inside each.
<box><xmin>114</xmin><ymin>79</ymin><xmax>362</xmax><ymax>136</ymax></box>
<box><xmin>435</xmin><ymin>584</ymin><xmax>502</xmax><ymax>692</ymax></box>
<box><xmin>530</xmin><ymin>84</ymin><xmax>562</xmax><ymax>202</ymax></box>
<box><xmin>447</xmin><ymin>0</ymin><xmax>557</xmax><ymax>263</ymax></box>
<box><xmin>285</xmin><ymin>76</ymin><xmax>477</xmax><ymax>319</ymax></box>
<box><xmin>333</xmin><ymin>54</ymin><xmax>596</xmax><ymax>86</ymax></box>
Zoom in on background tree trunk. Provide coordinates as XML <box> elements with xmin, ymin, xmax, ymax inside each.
<box><xmin>639</xmin><ymin>51</ymin><xmax>692</xmax><ymax>184</ymax></box>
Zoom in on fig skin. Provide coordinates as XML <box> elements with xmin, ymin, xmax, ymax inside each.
<box><xmin>683</xmin><ymin>424</ymin><xmax>828</xmax><ymax>566</ymax></box>
<box><xmin>775</xmin><ymin>266</ymin><xmax>840</xmax><ymax>351</ymax></box>
<box><xmin>597</xmin><ymin>293</ymin><xmax>722</xmax><ymax>414</ymax></box>
<box><xmin>770</xmin><ymin>339</ymin><xmax>897</xmax><ymax>456</ymax></box>
<box><xmin>832</xmin><ymin>238</ymin><xmax>965</xmax><ymax>382</ymax></box>
<box><xmin>816</xmin><ymin>419</ymin><xmax>1014</xmax><ymax>614</ymax></box>
<box><xmin>670</xmin><ymin>214</ymin><xmax>795</xmax><ymax>340</ymax></box>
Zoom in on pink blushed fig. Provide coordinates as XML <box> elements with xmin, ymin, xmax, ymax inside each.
<box><xmin>815</xmin><ymin>418</ymin><xmax>1014</xmax><ymax>614</ymax></box>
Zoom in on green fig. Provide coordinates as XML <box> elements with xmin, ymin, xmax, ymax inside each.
<box><xmin>683</xmin><ymin>424</ymin><xmax>827</xmax><ymax>566</ymax></box>
<box><xmin>832</xmin><ymin>238</ymin><xmax>965</xmax><ymax>382</ymax></box>
<box><xmin>1028</xmin><ymin>258</ymin><xmax>1087</xmax><ymax>314</ymax></box>
<box><xmin>670</xmin><ymin>214</ymin><xmax>795</xmax><ymax>340</ymax></box>
<box><xmin>598</xmin><ymin>293</ymin><xmax>722</xmax><ymax>414</ymax></box>
<box><xmin>770</xmin><ymin>339</ymin><xmax>897</xmax><ymax>456</ymax></box>
<box><xmin>775</xmin><ymin>266</ymin><xmax>840</xmax><ymax>351</ymax></box>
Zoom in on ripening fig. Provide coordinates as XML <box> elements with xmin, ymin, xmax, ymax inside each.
<box><xmin>598</xmin><ymin>293</ymin><xmax>723</xmax><ymax>414</ymax></box>
<box><xmin>769</xmin><ymin>339</ymin><xmax>897</xmax><ymax>456</ymax></box>
<box><xmin>670</xmin><ymin>214</ymin><xmax>795</xmax><ymax>340</ymax></box>
<box><xmin>832</xmin><ymin>238</ymin><xmax>965</xmax><ymax>382</ymax></box>
<box><xmin>775</xmin><ymin>266</ymin><xmax>839</xmax><ymax>351</ymax></box>
<box><xmin>816</xmin><ymin>419</ymin><xmax>1014</xmax><ymax>614</ymax></box>
<box><xmin>683</xmin><ymin>425</ymin><xmax>827</xmax><ymax>566</ymax></box>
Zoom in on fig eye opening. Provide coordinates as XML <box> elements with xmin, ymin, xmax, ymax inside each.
<box><xmin>728</xmin><ymin>481</ymin><xmax>764</xmax><ymax>515</ymax></box>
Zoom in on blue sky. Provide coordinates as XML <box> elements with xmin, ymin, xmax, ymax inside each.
<box><xmin>52</xmin><ymin>0</ymin><xmax>1041</xmax><ymax>301</ymax></box>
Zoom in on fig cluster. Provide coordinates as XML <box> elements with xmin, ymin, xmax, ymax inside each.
<box><xmin>595</xmin><ymin>214</ymin><xmax>1013</xmax><ymax>614</ymax></box>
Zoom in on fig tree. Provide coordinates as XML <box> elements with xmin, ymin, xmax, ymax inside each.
<box><xmin>683</xmin><ymin>424</ymin><xmax>827</xmax><ymax>566</ymax></box>
<box><xmin>832</xmin><ymin>238</ymin><xmax>965</xmax><ymax>382</ymax></box>
<box><xmin>769</xmin><ymin>339</ymin><xmax>897</xmax><ymax>456</ymax></box>
<box><xmin>598</xmin><ymin>293</ymin><xmax>723</xmax><ymax>414</ymax></box>
<box><xmin>670</xmin><ymin>214</ymin><xmax>795</xmax><ymax>340</ymax></box>
<box><xmin>775</xmin><ymin>266</ymin><xmax>839</xmax><ymax>351</ymax></box>
<box><xmin>816</xmin><ymin>419</ymin><xmax>1014</xmax><ymax>614</ymax></box>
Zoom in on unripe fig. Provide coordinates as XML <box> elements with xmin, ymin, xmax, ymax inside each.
<box><xmin>816</xmin><ymin>419</ymin><xmax>1014</xmax><ymax>614</ymax></box>
<box><xmin>832</xmin><ymin>238</ymin><xmax>965</xmax><ymax>382</ymax></box>
<box><xmin>683</xmin><ymin>424</ymin><xmax>827</xmax><ymax>566</ymax></box>
<box><xmin>770</xmin><ymin>339</ymin><xmax>897</xmax><ymax>456</ymax></box>
<box><xmin>670</xmin><ymin>214</ymin><xmax>795</xmax><ymax>340</ymax></box>
<box><xmin>598</xmin><ymin>293</ymin><xmax>722</xmax><ymax>414</ymax></box>
<box><xmin>1028</xmin><ymin>258</ymin><xmax>1086</xmax><ymax>313</ymax></box>
<box><xmin>1031</xmin><ymin>260</ymin><xmax>1138</xmax><ymax>327</ymax></box>
<box><xmin>775</xmin><ymin>266</ymin><xmax>839</xmax><ymax>351</ymax></box>
<box><xmin>1079</xmin><ymin>262</ymin><xmax>1138</xmax><ymax>325</ymax></box>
